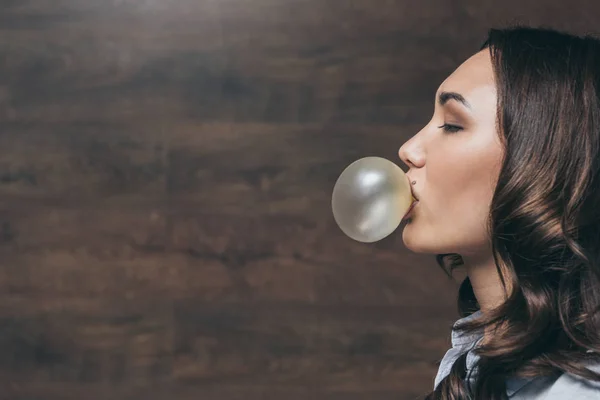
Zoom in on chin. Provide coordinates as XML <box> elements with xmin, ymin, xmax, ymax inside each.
<box><xmin>401</xmin><ymin>224</ymin><xmax>429</xmax><ymax>253</ymax></box>
<box><xmin>401</xmin><ymin>224</ymin><xmax>453</xmax><ymax>254</ymax></box>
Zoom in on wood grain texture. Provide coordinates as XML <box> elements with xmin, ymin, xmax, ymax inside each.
<box><xmin>1</xmin><ymin>0</ymin><xmax>599</xmax><ymax>399</ymax></box>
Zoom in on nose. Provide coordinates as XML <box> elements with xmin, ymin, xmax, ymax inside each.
<box><xmin>398</xmin><ymin>144</ymin><xmax>410</xmax><ymax>168</ymax></box>
<box><xmin>398</xmin><ymin>136</ymin><xmax>423</xmax><ymax>170</ymax></box>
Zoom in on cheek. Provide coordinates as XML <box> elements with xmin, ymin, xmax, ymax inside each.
<box><xmin>426</xmin><ymin>147</ymin><xmax>500</xmax><ymax>237</ymax></box>
<box><xmin>428</xmin><ymin>140</ymin><xmax>501</xmax><ymax>209</ymax></box>
<box><xmin>427</xmin><ymin>154</ymin><xmax>478</xmax><ymax>211</ymax></box>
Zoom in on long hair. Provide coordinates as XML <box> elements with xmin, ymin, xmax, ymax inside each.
<box><xmin>426</xmin><ymin>26</ymin><xmax>600</xmax><ymax>399</ymax></box>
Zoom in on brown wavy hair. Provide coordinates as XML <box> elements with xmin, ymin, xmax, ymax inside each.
<box><xmin>425</xmin><ymin>26</ymin><xmax>600</xmax><ymax>399</ymax></box>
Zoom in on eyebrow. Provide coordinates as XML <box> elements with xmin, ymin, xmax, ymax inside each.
<box><xmin>438</xmin><ymin>91</ymin><xmax>472</xmax><ymax>110</ymax></box>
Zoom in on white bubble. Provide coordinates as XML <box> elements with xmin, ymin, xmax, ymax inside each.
<box><xmin>331</xmin><ymin>157</ymin><xmax>415</xmax><ymax>243</ymax></box>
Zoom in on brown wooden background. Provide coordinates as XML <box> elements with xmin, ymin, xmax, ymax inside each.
<box><xmin>0</xmin><ymin>1</ymin><xmax>598</xmax><ymax>399</ymax></box>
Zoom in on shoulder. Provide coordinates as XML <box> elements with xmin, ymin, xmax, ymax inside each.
<box><xmin>541</xmin><ymin>361</ymin><xmax>600</xmax><ymax>399</ymax></box>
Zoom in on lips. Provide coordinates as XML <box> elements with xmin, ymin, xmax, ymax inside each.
<box><xmin>402</xmin><ymin>199</ymin><xmax>419</xmax><ymax>221</ymax></box>
<box><xmin>410</xmin><ymin>187</ymin><xmax>419</xmax><ymax>201</ymax></box>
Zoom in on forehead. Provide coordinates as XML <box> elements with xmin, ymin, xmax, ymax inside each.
<box><xmin>436</xmin><ymin>49</ymin><xmax>496</xmax><ymax>107</ymax></box>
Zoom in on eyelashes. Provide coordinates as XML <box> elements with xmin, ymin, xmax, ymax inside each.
<box><xmin>438</xmin><ymin>123</ymin><xmax>463</xmax><ymax>133</ymax></box>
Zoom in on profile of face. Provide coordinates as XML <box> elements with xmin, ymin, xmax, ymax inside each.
<box><xmin>398</xmin><ymin>49</ymin><xmax>504</xmax><ymax>259</ymax></box>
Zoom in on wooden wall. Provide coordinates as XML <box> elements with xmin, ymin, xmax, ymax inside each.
<box><xmin>0</xmin><ymin>1</ymin><xmax>598</xmax><ymax>399</ymax></box>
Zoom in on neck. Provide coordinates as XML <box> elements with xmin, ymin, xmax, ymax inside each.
<box><xmin>462</xmin><ymin>252</ymin><xmax>509</xmax><ymax>313</ymax></box>
<box><xmin>461</xmin><ymin>251</ymin><xmax>511</xmax><ymax>345</ymax></box>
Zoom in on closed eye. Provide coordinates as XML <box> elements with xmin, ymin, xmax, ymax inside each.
<box><xmin>438</xmin><ymin>123</ymin><xmax>463</xmax><ymax>133</ymax></box>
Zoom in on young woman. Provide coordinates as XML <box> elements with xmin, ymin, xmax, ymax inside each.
<box><xmin>398</xmin><ymin>26</ymin><xmax>600</xmax><ymax>399</ymax></box>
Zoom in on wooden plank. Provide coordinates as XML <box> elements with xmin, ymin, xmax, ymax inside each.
<box><xmin>2</xmin><ymin>0</ymin><xmax>598</xmax><ymax>399</ymax></box>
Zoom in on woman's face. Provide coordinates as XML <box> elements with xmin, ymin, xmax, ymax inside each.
<box><xmin>398</xmin><ymin>49</ymin><xmax>504</xmax><ymax>258</ymax></box>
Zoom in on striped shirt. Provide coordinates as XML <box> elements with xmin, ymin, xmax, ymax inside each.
<box><xmin>434</xmin><ymin>310</ymin><xmax>600</xmax><ymax>398</ymax></box>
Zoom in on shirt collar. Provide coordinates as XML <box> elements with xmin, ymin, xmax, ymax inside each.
<box><xmin>451</xmin><ymin>310</ymin><xmax>534</xmax><ymax>397</ymax></box>
<box><xmin>451</xmin><ymin>310</ymin><xmax>484</xmax><ymax>347</ymax></box>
